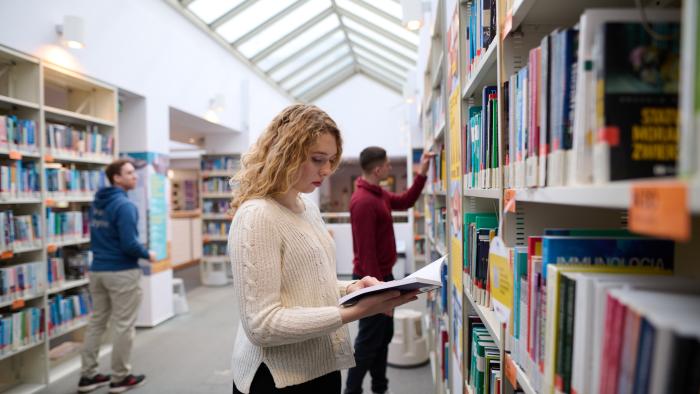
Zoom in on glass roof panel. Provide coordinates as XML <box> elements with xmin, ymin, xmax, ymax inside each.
<box><xmin>354</xmin><ymin>47</ymin><xmax>406</xmax><ymax>77</ymax></box>
<box><xmin>348</xmin><ymin>33</ymin><xmax>414</xmax><ymax>69</ymax></box>
<box><xmin>281</xmin><ymin>46</ymin><xmax>351</xmax><ymax>89</ymax></box>
<box><xmin>292</xmin><ymin>58</ymin><xmax>355</xmax><ymax>97</ymax></box>
<box><xmin>336</xmin><ymin>0</ymin><xmax>418</xmax><ymax>45</ymax></box>
<box><xmin>270</xmin><ymin>31</ymin><xmax>345</xmax><ymax>80</ymax></box>
<box><xmin>257</xmin><ymin>13</ymin><xmax>340</xmax><ymax>70</ymax></box>
<box><xmin>358</xmin><ymin>0</ymin><xmax>402</xmax><ymax>19</ymax></box>
<box><xmin>357</xmin><ymin>60</ymin><xmax>403</xmax><ymax>87</ymax></box>
<box><xmin>188</xmin><ymin>0</ymin><xmax>245</xmax><ymax>24</ymax></box>
<box><xmin>238</xmin><ymin>0</ymin><xmax>332</xmax><ymax>56</ymax></box>
<box><xmin>342</xmin><ymin>17</ymin><xmax>418</xmax><ymax>59</ymax></box>
<box><xmin>216</xmin><ymin>0</ymin><xmax>295</xmax><ymax>43</ymax></box>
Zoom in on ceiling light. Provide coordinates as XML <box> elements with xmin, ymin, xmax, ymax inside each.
<box><xmin>400</xmin><ymin>0</ymin><xmax>428</xmax><ymax>31</ymax></box>
<box><xmin>56</xmin><ymin>15</ymin><xmax>85</xmax><ymax>49</ymax></box>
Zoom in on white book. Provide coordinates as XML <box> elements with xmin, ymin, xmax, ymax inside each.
<box><xmin>338</xmin><ymin>255</ymin><xmax>446</xmax><ymax>306</ymax></box>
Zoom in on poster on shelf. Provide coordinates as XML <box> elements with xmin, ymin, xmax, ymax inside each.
<box><xmin>451</xmin><ymin>285</ymin><xmax>463</xmax><ymax>371</ymax></box>
<box><xmin>124</xmin><ymin>152</ymin><xmax>169</xmax><ymax>262</ymax></box>
<box><xmin>488</xmin><ymin>236</ymin><xmax>513</xmax><ymax>323</ymax></box>
<box><xmin>446</xmin><ymin>5</ymin><xmax>459</xmax><ymax>96</ymax></box>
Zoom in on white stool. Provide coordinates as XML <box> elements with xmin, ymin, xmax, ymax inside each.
<box><xmin>172</xmin><ymin>278</ymin><xmax>189</xmax><ymax>314</ymax></box>
<box><xmin>200</xmin><ymin>259</ymin><xmax>229</xmax><ymax>286</ymax></box>
<box><xmin>388</xmin><ymin>309</ymin><xmax>429</xmax><ymax>367</ymax></box>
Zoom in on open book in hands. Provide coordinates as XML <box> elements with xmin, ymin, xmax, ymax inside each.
<box><xmin>339</xmin><ymin>255</ymin><xmax>447</xmax><ymax>306</ymax></box>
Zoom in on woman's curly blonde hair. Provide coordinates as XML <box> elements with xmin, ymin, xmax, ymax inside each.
<box><xmin>229</xmin><ymin>104</ymin><xmax>342</xmax><ymax>213</ymax></box>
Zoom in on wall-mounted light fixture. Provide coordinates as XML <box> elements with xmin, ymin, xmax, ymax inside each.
<box><xmin>56</xmin><ymin>15</ymin><xmax>85</xmax><ymax>49</ymax></box>
<box><xmin>204</xmin><ymin>94</ymin><xmax>225</xmax><ymax>124</ymax></box>
<box><xmin>400</xmin><ymin>0</ymin><xmax>429</xmax><ymax>31</ymax></box>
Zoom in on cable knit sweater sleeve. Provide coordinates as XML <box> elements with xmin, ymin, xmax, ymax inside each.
<box><xmin>230</xmin><ymin>202</ymin><xmax>344</xmax><ymax>347</ymax></box>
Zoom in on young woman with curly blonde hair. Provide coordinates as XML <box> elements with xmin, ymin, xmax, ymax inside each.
<box><xmin>229</xmin><ymin>104</ymin><xmax>418</xmax><ymax>394</ymax></box>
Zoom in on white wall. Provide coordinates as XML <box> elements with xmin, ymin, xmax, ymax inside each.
<box><xmin>0</xmin><ymin>0</ymin><xmax>292</xmax><ymax>153</ymax></box>
<box><xmin>314</xmin><ymin>74</ymin><xmax>407</xmax><ymax>159</ymax></box>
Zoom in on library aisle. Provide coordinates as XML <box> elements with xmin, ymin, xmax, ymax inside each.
<box><xmin>40</xmin><ymin>286</ymin><xmax>433</xmax><ymax>394</ymax></box>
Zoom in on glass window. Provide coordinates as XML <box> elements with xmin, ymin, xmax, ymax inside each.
<box><xmin>188</xmin><ymin>0</ymin><xmax>245</xmax><ymax>24</ymax></box>
<box><xmin>238</xmin><ymin>0</ymin><xmax>332</xmax><ymax>56</ymax></box>
<box><xmin>270</xmin><ymin>31</ymin><xmax>345</xmax><ymax>81</ymax></box>
<box><xmin>348</xmin><ymin>32</ymin><xmax>415</xmax><ymax>70</ymax></box>
<box><xmin>257</xmin><ymin>14</ymin><xmax>340</xmax><ymax>70</ymax></box>
<box><xmin>336</xmin><ymin>0</ymin><xmax>418</xmax><ymax>45</ymax></box>
<box><xmin>357</xmin><ymin>60</ymin><xmax>403</xmax><ymax>87</ymax></box>
<box><xmin>357</xmin><ymin>0</ymin><xmax>402</xmax><ymax>19</ymax></box>
<box><xmin>354</xmin><ymin>47</ymin><xmax>407</xmax><ymax>77</ymax></box>
<box><xmin>282</xmin><ymin>46</ymin><xmax>351</xmax><ymax>89</ymax></box>
<box><xmin>292</xmin><ymin>58</ymin><xmax>355</xmax><ymax>97</ymax></box>
<box><xmin>216</xmin><ymin>0</ymin><xmax>295</xmax><ymax>43</ymax></box>
<box><xmin>342</xmin><ymin>17</ymin><xmax>418</xmax><ymax>59</ymax></box>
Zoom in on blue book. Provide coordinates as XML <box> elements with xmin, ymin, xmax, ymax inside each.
<box><xmin>541</xmin><ymin>236</ymin><xmax>674</xmax><ymax>279</ymax></box>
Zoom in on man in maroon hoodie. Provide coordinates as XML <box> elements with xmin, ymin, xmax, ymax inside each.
<box><xmin>345</xmin><ymin>146</ymin><xmax>434</xmax><ymax>394</ymax></box>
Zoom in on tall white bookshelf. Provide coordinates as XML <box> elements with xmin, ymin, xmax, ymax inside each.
<box><xmin>0</xmin><ymin>44</ymin><xmax>117</xmax><ymax>393</ymax></box>
<box><xmin>199</xmin><ymin>153</ymin><xmax>239</xmax><ymax>286</ymax></box>
<box><xmin>419</xmin><ymin>1</ymin><xmax>700</xmax><ymax>393</ymax></box>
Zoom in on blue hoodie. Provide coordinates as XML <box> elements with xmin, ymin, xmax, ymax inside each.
<box><xmin>90</xmin><ymin>186</ymin><xmax>149</xmax><ymax>271</ymax></box>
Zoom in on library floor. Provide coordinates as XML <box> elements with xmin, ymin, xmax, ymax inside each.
<box><xmin>42</xmin><ymin>284</ymin><xmax>433</xmax><ymax>394</ymax></box>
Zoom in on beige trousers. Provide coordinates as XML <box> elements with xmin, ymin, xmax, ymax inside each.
<box><xmin>80</xmin><ymin>268</ymin><xmax>142</xmax><ymax>382</ymax></box>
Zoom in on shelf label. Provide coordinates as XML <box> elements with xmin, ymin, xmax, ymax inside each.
<box><xmin>1</xmin><ymin>250</ymin><xmax>13</xmax><ymax>260</ymax></box>
<box><xmin>44</xmin><ymin>154</ymin><xmax>54</xmax><ymax>162</ymax></box>
<box><xmin>11</xmin><ymin>298</ymin><xmax>25</xmax><ymax>310</ymax></box>
<box><xmin>629</xmin><ymin>181</ymin><xmax>690</xmax><ymax>241</ymax></box>
<box><xmin>47</xmin><ymin>244</ymin><xmax>58</xmax><ymax>253</ymax></box>
<box><xmin>504</xmin><ymin>188</ymin><xmax>516</xmax><ymax>213</ymax></box>
<box><xmin>45</xmin><ymin>198</ymin><xmax>56</xmax><ymax>207</ymax></box>
<box><xmin>8</xmin><ymin>150</ymin><xmax>22</xmax><ymax>160</ymax></box>
<box><xmin>504</xmin><ymin>354</ymin><xmax>519</xmax><ymax>388</ymax></box>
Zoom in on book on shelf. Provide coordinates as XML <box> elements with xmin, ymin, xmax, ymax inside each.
<box><xmin>593</xmin><ymin>20</ymin><xmax>681</xmax><ymax>183</ymax></box>
<box><xmin>48</xmin><ymin>287</ymin><xmax>92</xmax><ymax>336</ymax></box>
<box><xmin>0</xmin><ymin>262</ymin><xmax>44</xmax><ymax>304</ymax></box>
<box><xmin>0</xmin><ymin>307</ymin><xmax>44</xmax><ymax>355</ymax></box>
<box><xmin>46</xmin><ymin>123</ymin><xmax>114</xmax><ymax>159</ymax></box>
<box><xmin>0</xmin><ymin>115</ymin><xmax>38</xmax><ymax>154</ymax></box>
<box><xmin>0</xmin><ymin>160</ymin><xmax>40</xmax><ymax>197</ymax></box>
<box><xmin>338</xmin><ymin>255</ymin><xmax>447</xmax><ymax>306</ymax></box>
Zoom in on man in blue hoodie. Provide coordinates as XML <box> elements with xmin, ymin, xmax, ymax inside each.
<box><xmin>79</xmin><ymin>159</ymin><xmax>155</xmax><ymax>394</ymax></box>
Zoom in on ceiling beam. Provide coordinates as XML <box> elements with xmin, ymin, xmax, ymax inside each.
<box><xmin>278</xmin><ymin>41</ymin><xmax>349</xmax><ymax>86</ymax></box>
<box><xmin>288</xmin><ymin>57</ymin><xmax>354</xmax><ymax>93</ymax></box>
<box><xmin>345</xmin><ymin>27</ymin><xmax>416</xmax><ymax>64</ymax></box>
<box><xmin>351</xmin><ymin>41</ymin><xmax>410</xmax><ymax>73</ymax></box>
<box><xmin>251</xmin><ymin>7</ymin><xmax>335</xmax><ymax>63</ymax></box>
<box><xmin>356</xmin><ymin>54</ymin><xmax>406</xmax><ymax>81</ymax></box>
<box><xmin>180</xmin><ymin>0</ymin><xmax>195</xmax><ymax>7</ymax></box>
<box><xmin>233</xmin><ymin>0</ymin><xmax>310</xmax><ymax>47</ymax></box>
<box><xmin>300</xmin><ymin>66</ymin><xmax>356</xmax><ymax>102</ymax></box>
<box><xmin>358</xmin><ymin>67</ymin><xmax>402</xmax><ymax>93</ymax></box>
<box><xmin>336</xmin><ymin>8</ymin><xmax>417</xmax><ymax>51</ymax></box>
<box><xmin>265</xmin><ymin>27</ymin><xmax>343</xmax><ymax>75</ymax></box>
<box><xmin>346</xmin><ymin>0</ymin><xmax>403</xmax><ymax>26</ymax></box>
<box><xmin>331</xmin><ymin>0</ymin><xmax>359</xmax><ymax>71</ymax></box>
<box><xmin>209</xmin><ymin>0</ymin><xmax>257</xmax><ymax>30</ymax></box>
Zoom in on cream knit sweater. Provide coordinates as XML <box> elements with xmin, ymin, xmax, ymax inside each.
<box><xmin>229</xmin><ymin>195</ymin><xmax>356</xmax><ymax>392</ymax></box>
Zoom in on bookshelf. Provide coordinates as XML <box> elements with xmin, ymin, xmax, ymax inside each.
<box><xmin>199</xmin><ymin>153</ymin><xmax>239</xmax><ymax>286</ymax></box>
<box><xmin>0</xmin><ymin>44</ymin><xmax>117</xmax><ymax>393</ymax></box>
<box><xmin>419</xmin><ymin>1</ymin><xmax>700</xmax><ymax>394</ymax></box>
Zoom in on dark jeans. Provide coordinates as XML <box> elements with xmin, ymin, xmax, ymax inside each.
<box><xmin>233</xmin><ymin>363</ymin><xmax>341</xmax><ymax>394</ymax></box>
<box><xmin>344</xmin><ymin>274</ymin><xmax>394</xmax><ymax>394</ymax></box>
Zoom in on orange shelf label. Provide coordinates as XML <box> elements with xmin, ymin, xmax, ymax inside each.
<box><xmin>9</xmin><ymin>150</ymin><xmax>22</xmax><ymax>160</ymax></box>
<box><xmin>504</xmin><ymin>354</ymin><xmax>519</xmax><ymax>388</ymax></box>
<box><xmin>629</xmin><ymin>181</ymin><xmax>690</xmax><ymax>241</ymax></box>
<box><xmin>11</xmin><ymin>298</ymin><xmax>25</xmax><ymax>310</ymax></box>
<box><xmin>504</xmin><ymin>188</ymin><xmax>516</xmax><ymax>213</ymax></box>
<box><xmin>45</xmin><ymin>198</ymin><xmax>56</xmax><ymax>206</ymax></box>
<box><xmin>47</xmin><ymin>244</ymin><xmax>58</xmax><ymax>253</ymax></box>
<box><xmin>44</xmin><ymin>154</ymin><xmax>54</xmax><ymax>162</ymax></box>
<box><xmin>1</xmin><ymin>250</ymin><xmax>13</xmax><ymax>260</ymax></box>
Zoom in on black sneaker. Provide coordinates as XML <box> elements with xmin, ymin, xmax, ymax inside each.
<box><xmin>78</xmin><ymin>374</ymin><xmax>110</xmax><ymax>392</ymax></box>
<box><xmin>108</xmin><ymin>374</ymin><xmax>146</xmax><ymax>393</ymax></box>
